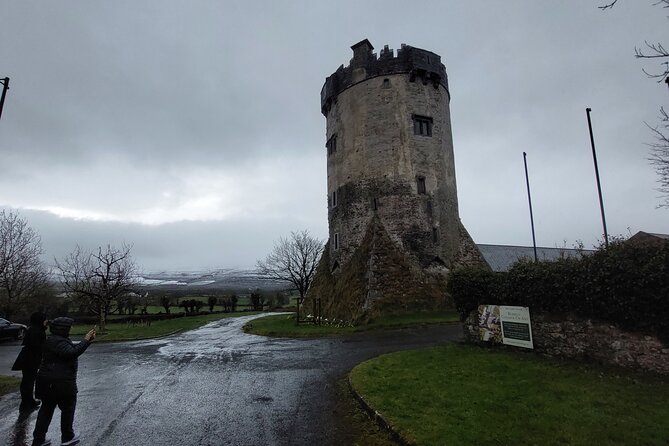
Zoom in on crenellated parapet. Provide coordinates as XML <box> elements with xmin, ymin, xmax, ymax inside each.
<box><xmin>320</xmin><ymin>39</ymin><xmax>449</xmax><ymax>115</ymax></box>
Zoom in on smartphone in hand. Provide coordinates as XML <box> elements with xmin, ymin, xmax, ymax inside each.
<box><xmin>85</xmin><ymin>325</ymin><xmax>98</xmax><ymax>342</ymax></box>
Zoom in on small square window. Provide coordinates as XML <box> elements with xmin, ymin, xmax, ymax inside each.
<box><xmin>326</xmin><ymin>135</ymin><xmax>337</xmax><ymax>156</ymax></box>
<box><xmin>417</xmin><ymin>176</ymin><xmax>426</xmax><ymax>195</ymax></box>
<box><xmin>413</xmin><ymin>115</ymin><xmax>433</xmax><ymax>137</ymax></box>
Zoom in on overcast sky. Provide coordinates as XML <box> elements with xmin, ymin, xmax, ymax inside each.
<box><xmin>1</xmin><ymin>1</ymin><xmax>666</xmax><ymax>272</ymax></box>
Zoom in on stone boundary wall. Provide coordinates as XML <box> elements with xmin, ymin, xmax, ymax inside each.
<box><xmin>464</xmin><ymin>311</ymin><xmax>669</xmax><ymax>375</ymax></box>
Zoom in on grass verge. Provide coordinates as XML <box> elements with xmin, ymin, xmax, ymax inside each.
<box><xmin>350</xmin><ymin>343</ymin><xmax>669</xmax><ymax>446</ymax></box>
<box><xmin>69</xmin><ymin>311</ymin><xmax>261</xmax><ymax>342</ymax></box>
<box><xmin>332</xmin><ymin>377</ymin><xmax>396</xmax><ymax>446</ymax></box>
<box><xmin>0</xmin><ymin>375</ymin><xmax>21</xmax><ymax>396</ymax></box>
<box><xmin>243</xmin><ymin>311</ymin><xmax>459</xmax><ymax>338</ymax></box>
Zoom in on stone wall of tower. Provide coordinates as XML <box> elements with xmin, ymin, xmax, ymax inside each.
<box><xmin>326</xmin><ymin>72</ymin><xmax>460</xmax><ymax>270</ymax></box>
<box><xmin>309</xmin><ymin>40</ymin><xmax>486</xmax><ymax>322</ymax></box>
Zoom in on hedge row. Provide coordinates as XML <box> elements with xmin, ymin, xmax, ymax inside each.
<box><xmin>447</xmin><ymin>239</ymin><xmax>669</xmax><ymax>344</ymax></box>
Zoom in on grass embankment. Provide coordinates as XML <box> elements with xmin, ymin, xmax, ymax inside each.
<box><xmin>0</xmin><ymin>375</ymin><xmax>21</xmax><ymax>396</ymax></box>
<box><xmin>350</xmin><ymin>344</ymin><xmax>669</xmax><ymax>446</ymax></box>
<box><xmin>70</xmin><ymin>311</ymin><xmax>260</xmax><ymax>342</ymax></box>
<box><xmin>243</xmin><ymin>311</ymin><xmax>459</xmax><ymax>338</ymax></box>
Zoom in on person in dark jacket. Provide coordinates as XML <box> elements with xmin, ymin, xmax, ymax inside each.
<box><xmin>11</xmin><ymin>311</ymin><xmax>48</xmax><ymax>412</ymax></box>
<box><xmin>32</xmin><ymin>317</ymin><xmax>95</xmax><ymax>446</ymax></box>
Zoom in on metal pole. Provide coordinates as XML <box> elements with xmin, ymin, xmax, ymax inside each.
<box><xmin>0</xmin><ymin>77</ymin><xmax>9</xmax><ymax>121</ymax></box>
<box><xmin>523</xmin><ymin>152</ymin><xmax>538</xmax><ymax>262</ymax></box>
<box><xmin>585</xmin><ymin>108</ymin><xmax>609</xmax><ymax>248</ymax></box>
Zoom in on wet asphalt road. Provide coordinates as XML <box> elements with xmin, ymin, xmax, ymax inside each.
<box><xmin>0</xmin><ymin>314</ymin><xmax>462</xmax><ymax>446</ymax></box>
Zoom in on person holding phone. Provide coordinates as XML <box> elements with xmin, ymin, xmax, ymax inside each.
<box><xmin>31</xmin><ymin>318</ymin><xmax>96</xmax><ymax>446</ymax></box>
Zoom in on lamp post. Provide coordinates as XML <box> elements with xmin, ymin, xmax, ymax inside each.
<box><xmin>0</xmin><ymin>77</ymin><xmax>9</xmax><ymax>122</ymax></box>
<box><xmin>585</xmin><ymin>108</ymin><xmax>609</xmax><ymax>248</ymax></box>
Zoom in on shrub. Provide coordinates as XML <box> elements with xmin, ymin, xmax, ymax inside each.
<box><xmin>446</xmin><ymin>267</ymin><xmax>500</xmax><ymax>320</ymax></box>
<box><xmin>160</xmin><ymin>296</ymin><xmax>172</xmax><ymax>314</ymax></box>
<box><xmin>207</xmin><ymin>295</ymin><xmax>217</xmax><ymax>312</ymax></box>
<box><xmin>448</xmin><ymin>239</ymin><xmax>669</xmax><ymax>343</ymax></box>
<box><xmin>220</xmin><ymin>294</ymin><xmax>239</xmax><ymax>313</ymax></box>
<box><xmin>250</xmin><ymin>291</ymin><xmax>265</xmax><ymax>311</ymax></box>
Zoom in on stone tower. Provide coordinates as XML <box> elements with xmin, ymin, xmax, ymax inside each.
<box><xmin>308</xmin><ymin>39</ymin><xmax>483</xmax><ymax>321</ymax></box>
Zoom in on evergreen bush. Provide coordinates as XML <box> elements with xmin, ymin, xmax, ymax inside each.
<box><xmin>447</xmin><ymin>239</ymin><xmax>669</xmax><ymax>343</ymax></box>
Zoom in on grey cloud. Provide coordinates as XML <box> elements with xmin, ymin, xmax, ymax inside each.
<box><xmin>0</xmin><ymin>1</ymin><xmax>666</xmax><ymax>270</ymax></box>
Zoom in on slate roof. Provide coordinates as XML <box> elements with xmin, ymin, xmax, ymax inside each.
<box><xmin>476</xmin><ymin>244</ymin><xmax>591</xmax><ymax>272</ymax></box>
<box><xmin>634</xmin><ymin>231</ymin><xmax>669</xmax><ymax>240</ymax></box>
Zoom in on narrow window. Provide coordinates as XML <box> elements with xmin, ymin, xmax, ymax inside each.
<box><xmin>432</xmin><ymin>227</ymin><xmax>439</xmax><ymax>243</ymax></box>
<box><xmin>332</xmin><ymin>190</ymin><xmax>337</xmax><ymax>207</ymax></box>
<box><xmin>412</xmin><ymin>115</ymin><xmax>433</xmax><ymax>137</ymax></box>
<box><xmin>372</xmin><ymin>197</ymin><xmax>378</xmax><ymax>211</ymax></box>
<box><xmin>334</xmin><ymin>233</ymin><xmax>339</xmax><ymax>250</ymax></box>
<box><xmin>326</xmin><ymin>135</ymin><xmax>337</xmax><ymax>156</ymax></box>
<box><xmin>417</xmin><ymin>176</ymin><xmax>426</xmax><ymax>195</ymax></box>
<box><xmin>382</xmin><ymin>78</ymin><xmax>390</xmax><ymax>89</ymax></box>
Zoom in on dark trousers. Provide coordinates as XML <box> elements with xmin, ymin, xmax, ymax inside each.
<box><xmin>33</xmin><ymin>383</ymin><xmax>77</xmax><ymax>443</ymax></box>
<box><xmin>20</xmin><ymin>368</ymin><xmax>38</xmax><ymax>406</ymax></box>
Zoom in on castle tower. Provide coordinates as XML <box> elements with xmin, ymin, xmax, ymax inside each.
<box><xmin>309</xmin><ymin>39</ymin><xmax>483</xmax><ymax>321</ymax></box>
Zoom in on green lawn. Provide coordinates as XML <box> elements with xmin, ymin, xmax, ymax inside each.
<box><xmin>0</xmin><ymin>375</ymin><xmax>21</xmax><ymax>396</ymax></box>
<box><xmin>243</xmin><ymin>311</ymin><xmax>459</xmax><ymax>338</ymax></box>
<box><xmin>350</xmin><ymin>344</ymin><xmax>669</xmax><ymax>446</ymax></box>
<box><xmin>70</xmin><ymin>311</ymin><xmax>260</xmax><ymax>342</ymax></box>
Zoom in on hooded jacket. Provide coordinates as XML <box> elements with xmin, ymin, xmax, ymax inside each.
<box><xmin>11</xmin><ymin>312</ymin><xmax>47</xmax><ymax>371</ymax></box>
<box><xmin>37</xmin><ymin>334</ymin><xmax>91</xmax><ymax>391</ymax></box>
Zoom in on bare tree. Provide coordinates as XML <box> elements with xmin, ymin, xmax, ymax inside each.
<box><xmin>600</xmin><ymin>0</ymin><xmax>669</xmax><ymax>80</ymax></box>
<box><xmin>649</xmin><ymin>108</ymin><xmax>669</xmax><ymax>206</ymax></box>
<box><xmin>256</xmin><ymin>230</ymin><xmax>323</xmax><ymax>300</ymax></box>
<box><xmin>0</xmin><ymin>210</ymin><xmax>50</xmax><ymax>318</ymax></box>
<box><xmin>599</xmin><ymin>0</ymin><xmax>669</xmax><ymax>206</ymax></box>
<box><xmin>57</xmin><ymin>244</ymin><xmax>137</xmax><ymax>332</ymax></box>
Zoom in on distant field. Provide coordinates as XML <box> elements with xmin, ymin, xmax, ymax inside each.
<box><xmin>77</xmin><ymin>295</ymin><xmax>279</xmax><ymax>320</ymax></box>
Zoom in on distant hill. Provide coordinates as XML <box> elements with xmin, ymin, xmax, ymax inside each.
<box><xmin>136</xmin><ymin>268</ymin><xmax>288</xmax><ymax>292</ymax></box>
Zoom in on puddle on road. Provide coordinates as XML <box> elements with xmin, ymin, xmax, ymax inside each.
<box><xmin>128</xmin><ymin>313</ymin><xmax>298</xmax><ymax>362</ymax></box>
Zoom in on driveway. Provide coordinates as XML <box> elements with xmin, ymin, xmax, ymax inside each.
<box><xmin>0</xmin><ymin>314</ymin><xmax>462</xmax><ymax>445</ymax></box>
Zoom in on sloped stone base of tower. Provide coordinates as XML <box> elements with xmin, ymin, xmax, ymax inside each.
<box><xmin>452</xmin><ymin>220</ymin><xmax>490</xmax><ymax>270</ymax></box>
<box><xmin>307</xmin><ymin>217</ymin><xmax>485</xmax><ymax>323</ymax></box>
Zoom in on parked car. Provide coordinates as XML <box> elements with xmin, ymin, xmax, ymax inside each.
<box><xmin>0</xmin><ymin>318</ymin><xmax>27</xmax><ymax>340</ymax></box>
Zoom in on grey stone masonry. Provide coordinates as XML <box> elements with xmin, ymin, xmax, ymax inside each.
<box><xmin>309</xmin><ymin>39</ymin><xmax>486</xmax><ymax>321</ymax></box>
<box><xmin>464</xmin><ymin>311</ymin><xmax>669</xmax><ymax>375</ymax></box>
<box><xmin>321</xmin><ymin>40</ymin><xmax>449</xmax><ymax>115</ymax></box>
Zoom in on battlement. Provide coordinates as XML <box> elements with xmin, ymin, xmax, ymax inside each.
<box><xmin>321</xmin><ymin>39</ymin><xmax>449</xmax><ymax>115</ymax></box>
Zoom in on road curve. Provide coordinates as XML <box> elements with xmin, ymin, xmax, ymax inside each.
<box><xmin>0</xmin><ymin>314</ymin><xmax>462</xmax><ymax>446</ymax></box>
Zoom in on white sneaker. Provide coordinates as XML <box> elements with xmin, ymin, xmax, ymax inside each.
<box><xmin>61</xmin><ymin>434</ymin><xmax>80</xmax><ymax>446</ymax></box>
